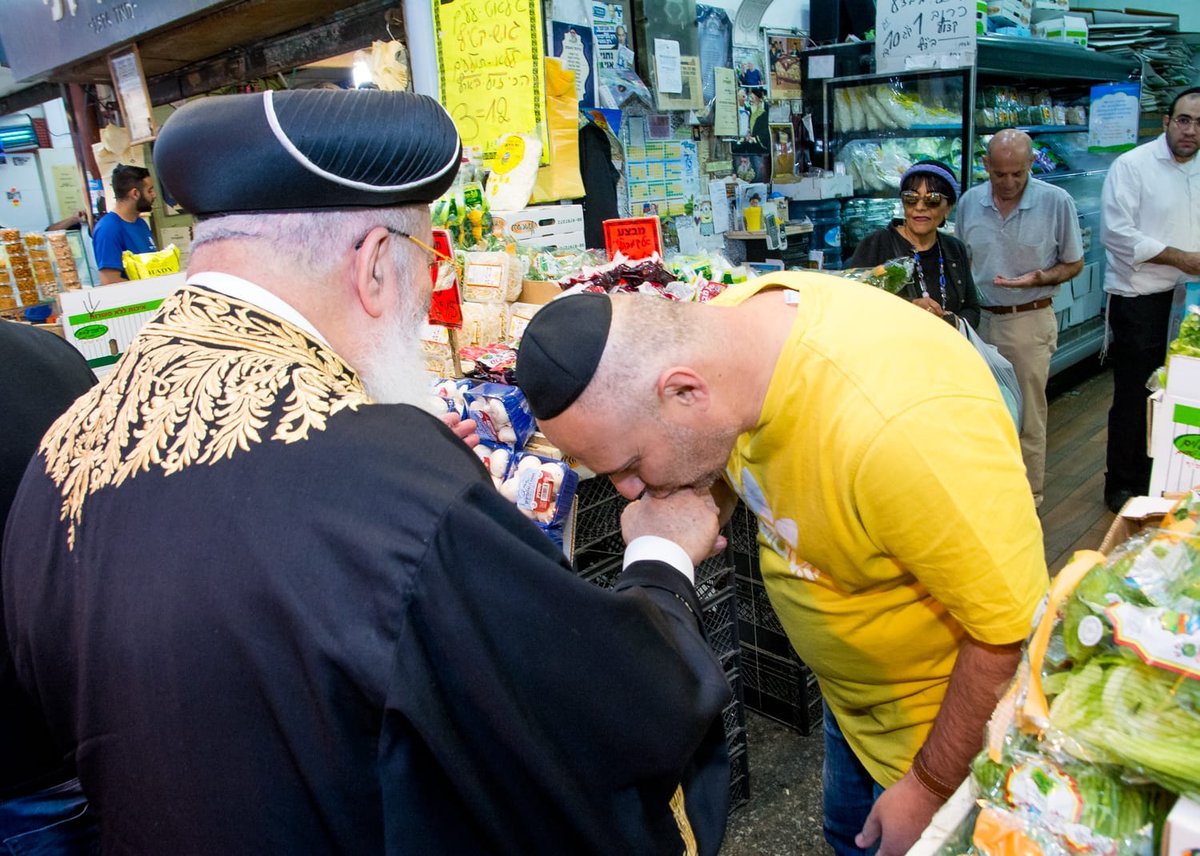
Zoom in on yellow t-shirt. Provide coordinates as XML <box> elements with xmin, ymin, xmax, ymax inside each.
<box><xmin>712</xmin><ymin>273</ymin><xmax>1047</xmax><ymax>786</ymax></box>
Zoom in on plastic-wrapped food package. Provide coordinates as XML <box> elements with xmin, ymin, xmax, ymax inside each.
<box><xmin>459</xmin><ymin>301</ymin><xmax>510</xmax><ymax>349</ymax></box>
<box><xmin>463</xmin><ymin>382</ymin><xmax>536</xmax><ymax>448</ymax></box>
<box><xmin>473</xmin><ymin>440</ymin><xmax>514</xmax><ymax>488</ymax></box>
<box><xmin>924</xmin><ymin>490</ymin><xmax>1200</xmax><ymax>854</ymax></box>
<box><xmin>461</xmin><ymin>251</ymin><xmax>525</xmax><ymax>303</ymax></box>
<box><xmin>837</xmin><ymin>257</ymin><xmax>914</xmax><ymax>294</ymax></box>
<box><xmin>496</xmin><ymin>452</ymin><xmax>579</xmax><ymax>528</ymax></box>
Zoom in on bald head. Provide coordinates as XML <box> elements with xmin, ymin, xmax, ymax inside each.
<box><xmin>580</xmin><ymin>296</ymin><xmax>702</xmax><ymax>415</ymax></box>
<box><xmin>987</xmin><ymin>128</ymin><xmax>1033</xmax><ymax>160</ymax></box>
<box><xmin>984</xmin><ymin>129</ymin><xmax>1035</xmax><ymax>205</ymax></box>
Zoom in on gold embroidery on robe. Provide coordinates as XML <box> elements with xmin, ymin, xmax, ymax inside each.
<box><xmin>40</xmin><ymin>286</ymin><xmax>370</xmax><ymax>549</ymax></box>
<box><xmin>670</xmin><ymin>784</ymin><xmax>699</xmax><ymax>856</ymax></box>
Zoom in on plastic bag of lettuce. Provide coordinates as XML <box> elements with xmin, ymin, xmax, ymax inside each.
<box><xmin>936</xmin><ymin>492</ymin><xmax>1200</xmax><ymax>855</ymax></box>
<box><xmin>1043</xmin><ymin>502</ymin><xmax>1200</xmax><ymax>799</ymax></box>
<box><xmin>835</xmin><ymin>256</ymin><xmax>914</xmax><ymax>295</ymax></box>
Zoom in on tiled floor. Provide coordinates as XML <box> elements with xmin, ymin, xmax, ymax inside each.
<box><xmin>721</xmin><ymin>361</ymin><xmax>1115</xmax><ymax>855</ymax></box>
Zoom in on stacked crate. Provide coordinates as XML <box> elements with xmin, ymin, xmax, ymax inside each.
<box><xmin>571</xmin><ymin>477</ymin><xmax>749</xmax><ymax>812</ymax></box>
<box><xmin>729</xmin><ymin>503</ymin><xmax>823</xmax><ymax>736</ymax></box>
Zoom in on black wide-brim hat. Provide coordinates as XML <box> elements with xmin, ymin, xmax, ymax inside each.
<box><xmin>154</xmin><ymin>89</ymin><xmax>462</xmax><ymax>217</ymax></box>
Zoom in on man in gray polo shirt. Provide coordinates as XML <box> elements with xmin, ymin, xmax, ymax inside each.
<box><xmin>957</xmin><ymin>130</ymin><xmax>1084</xmax><ymax>507</ymax></box>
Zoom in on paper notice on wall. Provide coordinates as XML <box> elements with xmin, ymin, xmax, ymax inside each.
<box><xmin>714</xmin><ymin>67</ymin><xmax>738</xmax><ymax>137</ymax></box>
<box><xmin>709</xmin><ymin>178</ymin><xmax>732</xmax><ymax>234</ymax></box>
<box><xmin>433</xmin><ymin>0</ymin><xmax>549</xmax><ymax>163</ymax></box>
<box><xmin>51</xmin><ymin>165</ymin><xmax>86</xmax><ymax>219</ymax></box>
<box><xmin>654</xmin><ymin>38</ymin><xmax>682</xmax><ymax>93</ymax></box>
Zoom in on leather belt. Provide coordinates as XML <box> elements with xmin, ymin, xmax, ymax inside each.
<box><xmin>983</xmin><ymin>297</ymin><xmax>1053</xmax><ymax>315</ymax></box>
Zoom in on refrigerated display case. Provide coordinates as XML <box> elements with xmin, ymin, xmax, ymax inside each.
<box><xmin>823</xmin><ymin>68</ymin><xmax>972</xmax><ymax>269</ymax></box>
<box><xmin>807</xmin><ymin>37</ymin><xmax>1140</xmax><ymax>374</ymax></box>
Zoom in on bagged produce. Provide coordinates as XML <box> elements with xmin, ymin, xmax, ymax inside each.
<box><xmin>836</xmin><ymin>257</ymin><xmax>914</xmax><ymax>294</ymax></box>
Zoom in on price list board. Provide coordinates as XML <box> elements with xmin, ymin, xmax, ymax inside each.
<box><xmin>875</xmin><ymin>0</ymin><xmax>976</xmax><ymax>74</ymax></box>
<box><xmin>433</xmin><ymin>0</ymin><xmax>550</xmax><ymax>164</ymax></box>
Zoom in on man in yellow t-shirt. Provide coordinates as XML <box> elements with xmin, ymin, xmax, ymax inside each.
<box><xmin>515</xmin><ymin>273</ymin><xmax>1047</xmax><ymax>856</ymax></box>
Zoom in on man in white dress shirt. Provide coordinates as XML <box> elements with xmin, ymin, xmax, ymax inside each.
<box><xmin>1101</xmin><ymin>87</ymin><xmax>1200</xmax><ymax>511</ymax></box>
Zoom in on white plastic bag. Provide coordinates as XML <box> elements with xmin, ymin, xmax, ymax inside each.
<box><xmin>958</xmin><ymin>317</ymin><xmax>1023</xmax><ymax>429</ymax></box>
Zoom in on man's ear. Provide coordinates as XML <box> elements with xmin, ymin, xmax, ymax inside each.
<box><xmin>657</xmin><ymin>366</ymin><xmax>710</xmax><ymax>410</ymax></box>
<box><xmin>352</xmin><ymin>227</ymin><xmax>389</xmax><ymax>319</ymax></box>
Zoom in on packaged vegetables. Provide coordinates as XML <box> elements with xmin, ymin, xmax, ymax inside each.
<box><xmin>939</xmin><ymin>492</ymin><xmax>1200</xmax><ymax>854</ymax></box>
<box><xmin>836</xmin><ymin>257</ymin><xmax>914</xmax><ymax>295</ymax></box>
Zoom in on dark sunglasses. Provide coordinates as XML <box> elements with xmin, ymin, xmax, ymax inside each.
<box><xmin>900</xmin><ymin>191</ymin><xmax>948</xmax><ymax>208</ymax></box>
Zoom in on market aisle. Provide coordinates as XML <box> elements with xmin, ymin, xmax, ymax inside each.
<box><xmin>1040</xmin><ymin>364</ymin><xmax>1115</xmax><ymax>573</ymax></box>
<box><xmin>721</xmin><ymin>363</ymin><xmax>1116</xmax><ymax>855</ymax></box>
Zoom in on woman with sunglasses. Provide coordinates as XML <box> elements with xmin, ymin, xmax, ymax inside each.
<box><xmin>849</xmin><ymin>160</ymin><xmax>980</xmax><ymax>329</ymax></box>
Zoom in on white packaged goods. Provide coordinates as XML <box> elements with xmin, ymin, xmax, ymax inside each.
<box><xmin>491</xmin><ymin>205</ymin><xmax>586</xmax><ymax>250</ymax></box>
<box><xmin>461</xmin><ymin>252</ymin><xmax>524</xmax><ymax>303</ymax></box>
<box><xmin>1033</xmin><ymin>15</ymin><xmax>1088</xmax><ymax>46</ymax></box>
<box><xmin>1149</xmin><ymin>355</ymin><xmax>1200</xmax><ymax>497</ymax></box>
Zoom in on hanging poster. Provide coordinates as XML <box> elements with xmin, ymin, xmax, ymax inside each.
<box><xmin>433</xmin><ymin>0</ymin><xmax>549</xmax><ymax>164</ymax></box>
<box><xmin>1088</xmin><ymin>83</ymin><xmax>1141</xmax><ymax>153</ymax></box>
<box><xmin>765</xmin><ymin>31</ymin><xmax>805</xmax><ymax>100</ymax></box>
<box><xmin>696</xmin><ymin>5</ymin><xmax>732</xmax><ymax>123</ymax></box>
<box><xmin>713</xmin><ymin>67</ymin><xmax>738</xmax><ymax>138</ymax></box>
<box><xmin>552</xmin><ymin>22</ymin><xmax>596</xmax><ymax>108</ymax></box>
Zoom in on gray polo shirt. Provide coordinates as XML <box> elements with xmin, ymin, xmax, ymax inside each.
<box><xmin>955</xmin><ymin>177</ymin><xmax>1084</xmax><ymax>307</ymax></box>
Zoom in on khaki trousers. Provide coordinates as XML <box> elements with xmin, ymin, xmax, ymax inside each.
<box><xmin>980</xmin><ymin>306</ymin><xmax>1058</xmax><ymax>503</ymax></box>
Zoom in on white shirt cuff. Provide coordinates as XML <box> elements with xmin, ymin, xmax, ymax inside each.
<box><xmin>623</xmin><ymin>536</ymin><xmax>695</xmax><ymax>584</ymax></box>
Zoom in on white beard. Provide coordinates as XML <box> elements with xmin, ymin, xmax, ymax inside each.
<box><xmin>354</xmin><ymin>299</ymin><xmax>430</xmax><ymax>407</ymax></box>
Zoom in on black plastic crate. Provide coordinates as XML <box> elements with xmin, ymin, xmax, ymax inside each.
<box><xmin>700</xmin><ymin>586</ymin><xmax>739</xmax><ymax>661</ymax></box>
<box><xmin>729</xmin><ymin>502</ymin><xmax>761</xmax><ymax>556</ymax></box>
<box><xmin>720</xmin><ymin>667</ymin><xmax>747</xmax><ymax>745</ymax></box>
<box><xmin>727</xmin><ymin>744</ymin><xmax>751</xmax><ymax>814</ymax></box>
<box><xmin>734</xmin><ymin>572</ymin><xmax>792</xmax><ymax>658</ymax></box>
<box><xmin>740</xmin><ymin>643</ymin><xmax>823</xmax><ymax>736</ymax></box>
<box><xmin>580</xmin><ymin>554</ymin><xmax>732</xmax><ymax>605</ymax></box>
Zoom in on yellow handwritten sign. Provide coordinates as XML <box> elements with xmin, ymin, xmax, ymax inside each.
<box><xmin>433</xmin><ymin>0</ymin><xmax>549</xmax><ymax>165</ymax></box>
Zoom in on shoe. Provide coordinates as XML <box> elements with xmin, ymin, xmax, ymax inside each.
<box><xmin>1104</xmin><ymin>489</ymin><xmax>1134</xmax><ymax>514</ymax></box>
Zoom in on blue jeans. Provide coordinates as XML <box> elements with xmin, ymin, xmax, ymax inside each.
<box><xmin>823</xmin><ymin>704</ymin><xmax>885</xmax><ymax>856</ymax></box>
<box><xmin>0</xmin><ymin>778</ymin><xmax>99</xmax><ymax>856</ymax></box>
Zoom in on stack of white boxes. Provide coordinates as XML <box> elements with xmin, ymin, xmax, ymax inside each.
<box><xmin>1149</xmin><ymin>354</ymin><xmax>1200</xmax><ymax>497</ymax></box>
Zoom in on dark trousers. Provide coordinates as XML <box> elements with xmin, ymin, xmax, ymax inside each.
<box><xmin>822</xmin><ymin>703</ymin><xmax>883</xmax><ymax>856</ymax></box>
<box><xmin>1106</xmin><ymin>290</ymin><xmax>1175</xmax><ymax>498</ymax></box>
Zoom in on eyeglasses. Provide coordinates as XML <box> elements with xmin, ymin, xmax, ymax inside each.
<box><xmin>1170</xmin><ymin>114</ymin><xmax>1198</xmax><ymax>129</ymax></box>
<box><xmin>353</xmin><ymin>227</ymin><xmax>452</xmax><ymax>261</ymax></box>
<box><xmin>901</xmin><ymin>191</ymin><xmax>947</xmax><ymax>208</ymax></box>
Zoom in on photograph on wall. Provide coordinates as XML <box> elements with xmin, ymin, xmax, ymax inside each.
<box><xmin>552</xmin><ymin>21</ymin><xmax>596</xmax><ymax>108</ymax></box>
<box><xmin>732</xmin><ymin>153</ymin><xmax>771</xmax><ymax>185</ymax></box>
<box><xmin>770</xmin><ymin>124</ymin><xmax>795</xmax><ymax>179</ymax></box>
<box><xmin>765</xmin><ymin>31</ymin><xmax>805</xmax><ymax>100</ymax></box>
<box><xmin>732</xmin><ymin>45</ymin><xmax>766</xmax><ymax>88</ymax></box>
<box><xmin>733</xmin><ymin>87</ymin><xmax>770</xmax><ymax>153</ymax></box>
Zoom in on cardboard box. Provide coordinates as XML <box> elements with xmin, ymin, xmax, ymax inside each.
<box><xmin>59</xmin><ymin>273</ymin><xmax>186</xmax><ymax>379</ymax></box>
<box><xmin>987</xmin><ymin>0</ymin><xmax>1031</xmax><ymax>26</ymax></box>
<box><xmin>491</xmin><ymin>205</ymin><xmax>585</xmax><ymax>250</ymax></box>
<box><xmin>1033</xmin><ymin>15</ymin><xmax>1088</xmax><ymax>46</ymax></box>
<box><xmin>1164</xmin><ymin>797</ymin><xmax>1200</xmax><ymax>856</ymax></box>
<box><xmin>775</xmin><ymin>175</ymin><xmax>854</xmax><ymax>201</ymax></box>
<box><xmin>1098</xmin><ymin>495</ymin><xmax>1174</xmax><ymax>554</ymax></box>
<box><xmin>518</xmin><ymin>280</ymin><xmax>565</xmax><ymax>305</ymax></box>
<box><xmin>1148</xmin><ymin>356</ymin><xmax>1200</xmax><ymax>496</ymax></box>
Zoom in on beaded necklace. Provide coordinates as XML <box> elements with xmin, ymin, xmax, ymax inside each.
<box><xmin>899</xmin><ymin>226</ymin><xmax>947</xmax><ymax>310</ymax></box>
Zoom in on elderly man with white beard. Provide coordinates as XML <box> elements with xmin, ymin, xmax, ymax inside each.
<box><xmin>0</xmin><ymin>89</ymin><xmax>734</xmax><ymax>856</ymax></box>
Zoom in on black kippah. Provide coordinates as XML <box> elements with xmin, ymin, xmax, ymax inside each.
<box><xmin>516</xmin><ymin>294</ymin><xmax>613</xmax><ymax>420</ymax></box>
<box><xmin>154</xmin><ymin>89</ymin><xmax>462</xmax><ymax>216</ymax></box>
